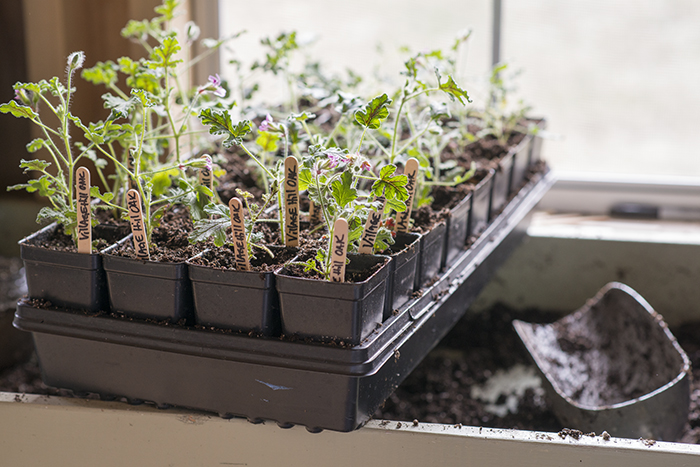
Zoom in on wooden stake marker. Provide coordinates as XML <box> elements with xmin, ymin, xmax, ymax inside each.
<box><xmin>309</xmin><ymin>200</ymin><xmax>322</xmax><ymax>225</ymax></box>
<box><xmin>284</xmin><ymin>156</ymin><xmax>300</xmax><ymax>247</ymax></box>
<box><xmin>127</xmin><ymin>152</ymin><xmax>137</xmax><ymax>191</ymax></box>
<box><xmin>395</xmin><ymin>158</ymin><xmax>419</xmax><ymax>233</ymax></box>
<box><xmin>75</xmin><ymin>166</ymin><xmax>92</xmax><ymax>254</ymax></box>
<box><xmin>228</xmin><ymin>197</ymin><xmax>250</xmax><ymax>271</ymax></box>
<box><xmin>198</xmin><ymin>155</ymin><xmax>213</xmax><ymax>202</ymax></box>
<box><xmin>359</xmin><ymin>197</ymin><xmax>386</xmax><ymax>254</ymax></box>
<box><xmin>126</xmin><ymin>189</ymin><xmax>150</xmax><ymax>260</ymax></box>
<box><xmin>330</xmin><ymin>218</ymin><xmax>349</xmax><ymax>283</ymax></box>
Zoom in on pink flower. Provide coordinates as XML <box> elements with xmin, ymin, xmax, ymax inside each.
<box><xmin>360</xmin><ymin>160</ymin><xmax>372</xmax><ymax>172</ymax></box>
<box><xmin>327</xmin><ymin>152</ymin><xmax>349</xmax><ymax>168</ymax></box>
<box><xmin>198</xmin><ymin>74</ymin><xmax>226</xmax><ymax>97</ymax></box>
<box><xmin>259</xmin><ymin>114</ymin><xmax>273</xmax><ymax>132</ymax></box>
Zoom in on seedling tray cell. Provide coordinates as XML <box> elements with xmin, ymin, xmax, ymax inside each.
<box><xmin>14</xmin><ymin>171</ymin><xmax>554</xmax><ymax>432</ymax></box>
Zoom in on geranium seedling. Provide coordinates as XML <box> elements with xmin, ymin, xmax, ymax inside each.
<box><xmin>395</xmin><ymin>158</ymin><xmax>419</xmax><ymax>233</ymax></box>
<box><xmin>330</xmin><ymin>218</ymin><xmax>349</xmax><ymax>282</ymax></box>
<box><xmin>126</xmin><ymin>189</ymin><xmax>149</xmax><ymax>260</ymax></box>
<box><xmin>75</xmin><ymin>167</ymin><xmax>92</xmax><ymax>254</ymax></box>
<box><xmin>284</xmin><ymin>156</ymin><xmax>300</xmax><ymax>247</ymax></box>
<box><xmin>228</xmin><ymin>197</ymin><xmax>250</xmax><ymax>271</ymax></box>
<box><xmin>359</xmin><ymin>197</ymin><xmax>386</xmax><ymax>254</ymax></box>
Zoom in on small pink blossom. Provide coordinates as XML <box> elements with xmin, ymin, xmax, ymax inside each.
<box><xmin>327</xmin><ymin>153</ymin><xmax>349</xmax><ymax>168</ymax></box>
<box><xmin>360</xmin><ymin>160</ymin><xmax>372</xmax><ymax>172</ymax></box>
<box><xmin>259</xmin><ymin>114</ymin><xmax>273</xmax><ymax>132</ymax></box>
<box><xmin>198</xmin><ymin>74</ymin><xmax>226</xmax><ymax>97</ymax></box>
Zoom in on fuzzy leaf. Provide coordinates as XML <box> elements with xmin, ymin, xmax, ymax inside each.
<box><xmin>298</xmin><ymin>167</ymin><xmax>313</xmax><ymax>192</ymax></box>
<box><xmin>189</xmin><ymin>217</ymin><xmax>229</xmax><ymax>246</ymax></box>
<box><xmin>256</xmin><ymin>131</ymin><xmax>279</xmax><ymax>152</ymax></box>
<box><xmin>25</xmin><ymin>139</ymin><xmax>47</xmax><ymax>153</ymax></box>
<box><xmin>289</xmin><ymin>111</ymin><xmax>316</xmax><ymax>122</ymax></box>
<box><xmin>371</xmin><ymin>164</ymin><xmax>409</xmax><ymax>202</ymax></box>
<box><xmin>438</xmin><ymin>74</ymin><xmax>471</xmax><ymax>105</ymax></box>
<box><xmin>354</xmin><ymin>93</ymin><xmax>392</xmax><ymax>130</ymax></box>
<box><xmin>19</xmin><ymin>159</ymin><xmax>51</xmax><ymax>173</ymax></box>
<box><xmin>81</xmin><ymin>61</ymin><xmax>119</xmax><ymax>87</ymax></box>
<box><xmin>331</xmin><ymin>171</ymin><xmax>357</xmax><ymax>209</ymax></box>
<box><xmin>199</xmin><ymin>108</ymin><xmax>251</xmax><ymax>148</ymax></box>
<box><xmin>103</xmin><ymin>93</ymin><xmax>137</xmax><ymax>120</ymax></box>
<box><xmin>148</xmin><ymin>35</ymin><xmax>182</xmax><ymax>70</ymax></box>
<box><xmin>90</xmin><ymin>186</ymin><xmax>114</xmax><ymax>203</ymax></box>
<box><xmin>0</xmin><ymin>101</ymin><xmax>37</xmax><ymax>119</ymax></box>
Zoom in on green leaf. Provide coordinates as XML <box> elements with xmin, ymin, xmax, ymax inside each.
<box><xmin>385</xmin><ymin>196</ymin><xmax>407</xmax><ymax>213</ymax></box>
<box><xmin>371</xmin><ymin>164</ymin><xmax>409</xmax><ymax>202</ymax></box>
<box><xmin>81</xmin><ymin>61</ymin><xmax>119</xmax><ymax>87</ymax></box>
<box><xmin>27</xmin><ymin>175</ymin><xmax>56</xmax><ymax>197</ymax></box>
<box><xmin>154</xmin><ymin>0</ymin><xmax>179</xmax><ymax>21</ymax></box>
<box><xmin>148</xmin><ymin>34</ymin><xmax>182</xmax><ymax>70</ymax></box>
<box><xmin>0</xmin><ymin>101</ymin><xmax>37</xmax><ymax>119</ymax></box>
<box><xmin>90</xmin><ymin>186</ymin><xmax>114</xmax><ymax>203</ymax></box>
<box><xmin>289</xmin><ymin>111</ymin><xmax>316</xmax><ymax>122</ymax></box>
<box><xmin>354</xmin><ymin>93</ymin><xmax>392</xmax><ymax>130</ymax></box>
<box><xmin>19</xmin><ymin>159</ymin><xmax>51</xmax><ymax>173</ymax></box>
<box><xmin>26</xmin><ymin>139</ymin><xmax>47</xmax><ymax>153</ymax></box>
<box><xmin>298</xmin><ymin>167</ymin><xmax>313</xmax><ymax>192</ymax></box>
<box><xmin>103</xmin><ymin>93</ymin><xmax>137</xmax><ymax>120</ymax></box>
<box><xmin>198</xmin><ymin>109</ymin><xmax>252</xmax><ymax>147</ymax></box>
<box><xmin>331</xmin><ymin>171</ymin><xmax>357</xmax><ymax>209</ymax></box>
<box><xmin>438</xmin><ymin>74</ymin><xmax>471</xmax><ymax>105</ymax></box>
<box><xmin>189</xmin><ymin>217</ymin><xmax>229</xmax><ymax>245</ymax></box>
<box><xmin>150</xmin><ymin>168</ymin><xmax>179</xmax><ymax>197</ymax></box>
<box><xmin>255</xmin><ymin>131</ymin><xmax>279</xmax><ymax>152</ymax></box>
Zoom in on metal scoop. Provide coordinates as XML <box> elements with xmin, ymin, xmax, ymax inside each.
<box><xmin>513</xmin><ymin>282</ymin><xmax>691</xmax><ymax>441</ymax></box>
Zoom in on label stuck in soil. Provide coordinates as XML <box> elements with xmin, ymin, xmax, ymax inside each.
<box><xmin>359</xmin><ymin>197</ymin><xmax>386</xmax><ymax>254</ymax></box>
<box><xmin>126</xmin><ymin>189</ymin><xmax>149</xmax><ymax>259</ymax></box>
<box><xmin>75</xmin><ymin>166</ymin><xmax>92</xmax><ymax>254</ymax></box>
<box><xmin>309</xmin><ymin>200</ymin><xmax>322</xmax><ymax>225</ymax></box>
<box><xmin>330</xmin><ymin>218</ymin><xmax>349</xmax><ymax>282</ymax></box>
<box><xmin>228</xmin><ymin>197</ymin><xmax>250</xmax><ymax>271</ymax></box>
<box><xmin>198</xmin><ymin>154</ymin><xmax>213</xmax><ymax>203</ymax></box>
<box><xmin>395</xmin><ymin>158</ymin><xmax>418</xmax><ymax>233</ymax></box>
<box><xmin>284</xmin><ymin>156</ymin><xmax>300</xmax><ymax>247</ymax></box>
<box><xmin>127</xmin><ymin>152</ymin><xmax>137</xmax><ymax>191</ymax></box>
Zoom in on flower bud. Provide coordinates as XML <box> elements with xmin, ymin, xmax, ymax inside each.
<box><xmin>67</xmin><ymin>51</ymin><xmax>85</xmax><ymax>71</ymax></box>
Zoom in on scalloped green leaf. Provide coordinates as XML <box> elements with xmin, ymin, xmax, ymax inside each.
<box><xmin>354</xmin><ymin>93</ymin><xmax>392</xmax><ymax>130</ymax></box>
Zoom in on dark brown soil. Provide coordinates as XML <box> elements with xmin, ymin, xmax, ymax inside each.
<box><xmin>106</xmin><ymin>204</ymin><xmax>207</xmax><ymax>262</ymax></box>
<box><xmin>216</xmin><ymin>149</ymin><xmax>265</xmax><ymax>204</ymax></box>
<box><xmin>280</xmin><ymin>255</ymin><xmax>387</xmax><ymax>283</ymax></box>
<box><xmin>24</xmin><ymin>218</ymin><xmax>130</xmax><ymax>254</ymax></box>
<box><xmin>188</xmin><ymin>245</ymin><xmax>297</xmax><ymax>272</ymax></box>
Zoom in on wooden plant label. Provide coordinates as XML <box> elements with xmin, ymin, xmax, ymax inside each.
<box><xmin>309</xmin><ymin>200</ymin><xmax>322</xmax><ymax>225</ymax></box>
<box><xmin>228</xmin><ymin>197</ymin><xmax>250</xmax><ymax>271</ymax></box>
<box><xmin>395</xmin><ymin>158</ymin><xmax>419</xmax><ymax>233</ymax></box>
<box><xmin>127</xmin><ymin>152</ymin><xmax>136</xmax><ymax>191</ymax></box>
<box><xmin>284</xmin><ymin>156</ymin><xmax>300</xmax><ymax>247</ymax></box>
<box><xmin>75</xmin><ymin>166</ymin><xmax>92</xmax><ymax>254</ymax></box>
<box><xmin>358</xmin><ymin>197</ymin><xmax>386</xmax><ymax>254</ymax></box>
<box><xmin>126</xmin><ymin>189</ymin><xmax>150</xmax><ymax>259</ymax></box>
<box><xmin>198</xmin><ymin>155</ymin><xmax>213</xmax><ymax>202</ymax></box>
<box><xmin>330</xmin><ymin>218</ymin><xmax>349</xmax><ymax>283</ymax></box>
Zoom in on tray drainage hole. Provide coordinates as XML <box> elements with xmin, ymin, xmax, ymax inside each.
<box><xmin>99</xmin><ymin>394</ymin><xmax>117</xmax><ymax>401</ymax></box>
<box><xmin>127</xmin><ymin>398</ymin><xmax>145</xmax><ymax>406</ymax></box>
<box><xmin>219</xmin><ymin>413</ymin><xmax>234</xmax><ymax>420</ymax></box>
<box><xmin>277</xmin><ymin>422</ymin><xmax>294</xmax><ymax>429</ymax></box>
<box><xmin>247</xmin><ymin>417</ymin><xmax>264</xmax><ymax>425</ymax></box>
<box><xmin>156</xmin><ymin>403</ymin><xmax>172</xmax><ymax>410</ymax></box>
<box><xmin>306</xmin><ymin>427</ymin><xmax>323</xmax><ymax>434</ymax></box>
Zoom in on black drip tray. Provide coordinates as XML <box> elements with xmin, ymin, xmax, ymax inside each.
<box><xmin>14</xmin><ymin>172</ymin><xmax>555</xmax><ymax>432</ymax></box>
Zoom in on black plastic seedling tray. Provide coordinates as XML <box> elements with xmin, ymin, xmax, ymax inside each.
<box><xmin>14</xmin><ymin>171</ymin><xmax>554</xmax><ymax>433</ymax></box>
